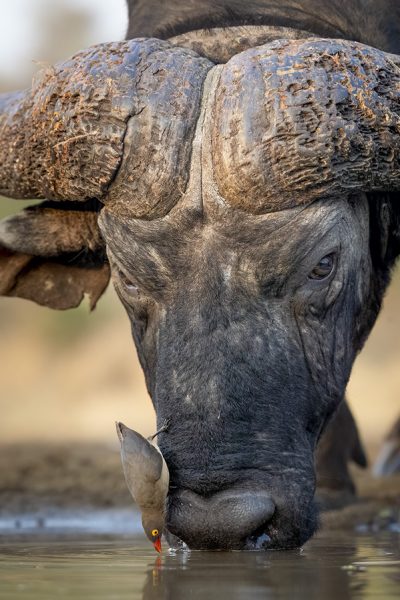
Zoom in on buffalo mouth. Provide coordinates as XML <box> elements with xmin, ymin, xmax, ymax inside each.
<box><xmin>166</xmin><ymin>484</ymin><xmax>318</xmax><ymax>551</ymax></box>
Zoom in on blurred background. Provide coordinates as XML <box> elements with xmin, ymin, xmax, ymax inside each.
<box><xmin>0</xmin><ymin>0</ymin><xmax>398</xmax><ymax>462</ymax></box>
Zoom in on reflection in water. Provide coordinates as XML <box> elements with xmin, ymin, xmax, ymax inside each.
<box><xmin>0</xmin><ymin>532</ymin><xmax>399</xmax><ymax>600</ymax></box>
<box><xmin>143</xmin><ymin>538</ymin><xmax>357</xmax><ymax>600</ymax></box>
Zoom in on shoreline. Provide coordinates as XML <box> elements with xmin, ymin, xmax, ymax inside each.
<box><xmin>1</xmin><ymin>443</ymin><xmax>399</xmax><ymax>535</ymax></box>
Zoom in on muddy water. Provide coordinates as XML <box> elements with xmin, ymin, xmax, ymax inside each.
<box><xmin>0</xmin><ymin>530</ymin><xmax>399</xmax><ymax>600</ymax></box>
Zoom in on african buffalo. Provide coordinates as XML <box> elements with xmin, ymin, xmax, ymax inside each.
<box><xmin>0</xmin><ymin>0</ymin><xmax>399</xmax><ymax>550</ymax></box>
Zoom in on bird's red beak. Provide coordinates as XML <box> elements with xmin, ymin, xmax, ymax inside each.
<box><xmin>153</xmin><ymin>537</ymin><xmax>162</xmax><ymax>553</ymax></box>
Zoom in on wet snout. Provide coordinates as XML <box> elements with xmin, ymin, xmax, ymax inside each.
<box><xmin>167</xmin><ymin>488</ymin><xmax>275</xmax><ymax>550</ymax></box>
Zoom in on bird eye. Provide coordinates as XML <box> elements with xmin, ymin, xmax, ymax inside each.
<box><xmin>151</xmin><ymin>529</ymin><xmax>159</xmax><ymax>537</ymax></box>
<box><xmin>308</xmin><ymin>253</ymin><xmax>336</xmax><ymax>281</ymax></box>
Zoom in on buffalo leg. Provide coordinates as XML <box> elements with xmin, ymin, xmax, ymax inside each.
<box><xmin>373</xmin><ymin>416</ymin><xmax>400</xmax><ymax>476</ymax></box>
<box><xmin>316</xmin><ymin>399</ymin><xmax>367</xmax><ymax>508</ymax></box>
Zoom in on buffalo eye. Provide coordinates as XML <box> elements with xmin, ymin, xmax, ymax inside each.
<box><xmin>117</xmin><ymin>268</ymin><xmax>140</xmax><ymax>297</ymax></box>
<box><xmin>308</xmin><ymin>253</ymin><xmax>336</xmax><ymax>280</ymax></box>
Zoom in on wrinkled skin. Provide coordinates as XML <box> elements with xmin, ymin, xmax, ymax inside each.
<box><xmin>99</xmin><ymin>193</ymin><xmax>375</xmax><ymax>549</ymax></box>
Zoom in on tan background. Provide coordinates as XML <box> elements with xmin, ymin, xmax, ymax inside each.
<box><xmin>0</xmin><ymin>0</ymin><xmax>399</xmax><ymax>460</ymax></box>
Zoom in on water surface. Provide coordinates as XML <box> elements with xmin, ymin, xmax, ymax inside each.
<box><xmin>1</xmin><ymin>530</ymin><xmax>399</xmax><ymax>600</ymax></box>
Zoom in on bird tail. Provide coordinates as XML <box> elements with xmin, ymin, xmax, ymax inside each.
<box><xmin>115</xmin><ymin>421</ymin><xmax>124</xmax><ymax>444</ymax></box>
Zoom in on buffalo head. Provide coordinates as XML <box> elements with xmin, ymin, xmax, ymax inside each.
<box><xmin>0</xmin><ymin>36</ymin><xmax>399</xmax><ymax>549</ymax></box>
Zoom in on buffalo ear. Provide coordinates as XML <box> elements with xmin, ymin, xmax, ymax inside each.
<box><xmin>368</xmin><ymin>193</ymin><xmax>400</xmax><ymax>268</ymax></box>
<box><xmin>0</xmin><ymin>200</ymin><xmax>110</xmax><ymax>310</ymax></box>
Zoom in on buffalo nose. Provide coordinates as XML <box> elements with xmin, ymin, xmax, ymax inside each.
<box><xmin>167</xmin><ymin>489</ymin><xmax>275</xmax><ymax>550</ymax></box>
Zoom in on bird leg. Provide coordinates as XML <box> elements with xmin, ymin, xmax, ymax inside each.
<box><xmin>148</xmin><ymin>418</ymin><xmax>171</xmax><ymax>441</ymax></box>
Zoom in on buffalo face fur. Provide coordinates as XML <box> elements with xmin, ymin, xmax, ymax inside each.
<box><xmin>99</xmin><ymin>192</ymin><xmax>380</xmax><ymax>549</ymax></box>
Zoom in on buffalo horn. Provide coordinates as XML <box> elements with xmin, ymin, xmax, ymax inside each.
<box><xmin>212</xmin><ymin>39</ymin><xmax>400</xmax><ymax>213</ymax></box>
<box><xmin>0</xmin><ymin>39</ymin><xmax>212</xmax><ymax>218</ymax></box>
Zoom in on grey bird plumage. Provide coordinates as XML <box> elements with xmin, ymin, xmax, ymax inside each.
<box><xmin>116</xmin><ymin>421</ymin><xmax>169</xmax><ymax>552</ymax></box>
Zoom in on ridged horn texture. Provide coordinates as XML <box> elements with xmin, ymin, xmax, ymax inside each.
<box><xmin>1</xmin><ymin>37</ymin><xmax>400</xmax><ymax>220</ymax></box>
<box><xmin>0</xmin><ymin>39</ymin><xmax>212</xmax><ymax>218</ymax></box>
<box><xmin>212</xmin><ymin>38</ymin><xmax>400</xmax><ymax>213</ymax></box>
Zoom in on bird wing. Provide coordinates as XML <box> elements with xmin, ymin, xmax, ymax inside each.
<box><xmin>122</xmin><ymin>435</ymin><xmax>164</xmax><ymax>483</ymax></box>
<box><xmin>116</xmin><ymin>422</ymin><xmax>167</xmax><ymax>509</ymax></box>
<box><xmin>117</xmin><ymin>423</ymin><xmax>163</xmax><ymax>481</ymax></box>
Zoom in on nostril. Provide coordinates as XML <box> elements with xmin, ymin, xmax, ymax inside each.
<box><xmin>245</xmin><ymin>521</ymin><xmax>274</xmax><ymax>550</ymax></box>
<box><xmin>246</xmin><ymin>532</ymin><xmax>272</xmax><ymax>550</ymax></box>
<box><xmin>168</xmin><ymin>489</ymin><xmax>275</xmax><ymax>550</ymax></box>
